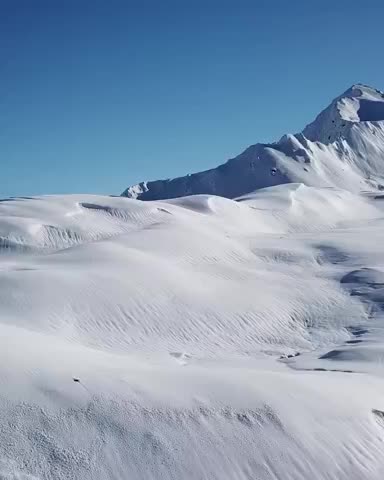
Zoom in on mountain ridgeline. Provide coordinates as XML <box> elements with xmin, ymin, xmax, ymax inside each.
<box><xmin>121</xmin><ymin>84</ymin><xmax>384</xmax><ymax>200</ymax></box>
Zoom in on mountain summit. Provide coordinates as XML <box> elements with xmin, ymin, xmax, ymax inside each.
<box><xmin>303</xmin><ymin>84</ymin><xmax>384</xmax><ymax>143</ymax></box>
<box><xmin>121</xmin><ymin>84</ymin><xmax>384</xmax><ymax>200</ymax></box>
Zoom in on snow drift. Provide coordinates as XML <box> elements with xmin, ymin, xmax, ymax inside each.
<box><xmin>2</xmin><ymin>184</ymin><xmax>384</xmax><ymax>478</ymax></box>
<box><xmin>122</xmin><ymin>84</ymin><xmax>384</xmax><ymax>200</ymax></box>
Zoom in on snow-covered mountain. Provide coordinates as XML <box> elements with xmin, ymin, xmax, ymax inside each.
<box><xmin>122</xmin><ymin>84</ymin><xmax>384</xmax><ymax>200</ymax></box>
<box><xmin>3</xmin><ymin>85</ymin><xmax>384</xmax><ymax>479</ymax></box>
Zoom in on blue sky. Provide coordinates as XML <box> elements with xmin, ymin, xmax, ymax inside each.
<box><xmin>1</xmin><ymin>0</ymin><xmax>384</xmax><ymax>197</ymax></box>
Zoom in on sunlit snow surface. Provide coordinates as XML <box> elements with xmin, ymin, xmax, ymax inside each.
<box><xmin>1</xmin><ymin>185</ymin><xmax>384</xmax><ymax>479</ymax></box>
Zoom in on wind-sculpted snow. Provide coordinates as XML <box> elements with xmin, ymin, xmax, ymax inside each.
<box><xmin>2</xmin><ymin>186</ymin><xmax>384</xmax><ymax>478</ymax></box>
<box><xmin>122</xmin><ymin>84</ymin><xmax>384</xmax><ymax>200</ymax></box>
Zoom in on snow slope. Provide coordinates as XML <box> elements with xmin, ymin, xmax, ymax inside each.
<box><xmin>122</xmin><ymin>84</ymin><xmax>384</xmax><ymax>200</ymax></box>
<box><xmin>2</xmin><ymin>187</ymin><xmax>384</xmax><ymax>479</ymax></box>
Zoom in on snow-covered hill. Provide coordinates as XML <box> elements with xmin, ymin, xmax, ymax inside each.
<box><xmin>122</xmin><ymin>84</ymin><xmax>384</xmax><ymax>200</ymax></box>
<box><xmin>2</xmin><ymin>185</ymin><xmax>384</xmax><ymax>479</ymax></box>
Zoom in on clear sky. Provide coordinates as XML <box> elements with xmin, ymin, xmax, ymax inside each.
<box><xmin>1</xmin><ymin>0</ymin><xmax>384</xmax><ymax>198</ymax></box>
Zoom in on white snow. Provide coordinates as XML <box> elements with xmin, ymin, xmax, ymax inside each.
<box><xmin>2</xmin><ymin>184</ymin><xmax>384</xmax><ymax>479</ymax></box>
